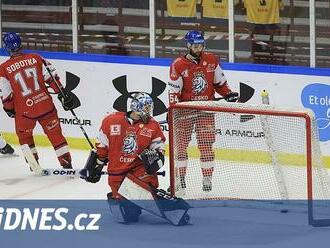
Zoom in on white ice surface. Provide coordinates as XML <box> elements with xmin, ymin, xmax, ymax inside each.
<box><xmin>1</xmin><ymin>146</ymin><xmax>330</xmax><ymax>248</ymax></box>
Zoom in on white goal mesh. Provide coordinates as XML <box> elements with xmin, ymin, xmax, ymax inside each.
<box><xmin>168</xmin><ymin>101</ymin><xmax>330</xmax><ymax>226</ymax></box>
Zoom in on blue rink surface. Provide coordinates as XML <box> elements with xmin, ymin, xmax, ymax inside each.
<box><xmin>1</xmin><ymin>200</ymin><xmax>330</xmax><ymax>248</ymax></box>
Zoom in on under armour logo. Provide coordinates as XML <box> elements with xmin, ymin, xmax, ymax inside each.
<box><xmin>64</xmin><ymin>71</ymin><xmax>80</xmax><ymax>92</ymax></box>
<box><xmin>112</xmin><ymin>75</ymin><xmax>167</xmax><ymax>116</ymax></box>
<box><xmin>47</xmin><ymin>71</ymin><xmax>81</xmax><ymax>109</ymax></box>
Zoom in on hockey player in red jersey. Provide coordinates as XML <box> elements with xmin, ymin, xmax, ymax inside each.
<box><xmin>168</xmin><ymin>30</ymin><xmax>239</xmax><ymax>192</ymax></box>
<box><xmin>0</xmin><ymin>32</ymin><xmax>74</xmax><ymax>169</ymax></box>
<box><xmin>94</xmin><ymin>92</ymin><xmax>166</xmax><ymax>198</ymax></box>
<box><xmin>81</xmin><ymin>93</ymin><xmax>190</xmax><ymax>225</ymax></box>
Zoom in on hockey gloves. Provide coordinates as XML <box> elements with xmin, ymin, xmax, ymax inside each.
<box><xmin>80</xmin><ymin>150</ymin><xmax>108</xmax><ymax>183</ymax></box>
<box><xmin>224</xmin><ymin>92</ymin><xmax>239</xmax><ymax>102</ymax></box>
<box><xmin>3</xmin><ymin>107</ymin><xmax>15</xmax><ymax>118</ymax></box>
<box><xmin>86</xmin><ymin>158</ymin><xmax>107</xmax><ymax>183</ymax></box>
<box><xmin>139</xmin><ymin>149</ymin><xmax>165</xmax><ymax>175</ymax></box>
<box><xmin>58</xmin><ymin>90</ymin><xmax>75</xmax><ymax>111</ymax></box>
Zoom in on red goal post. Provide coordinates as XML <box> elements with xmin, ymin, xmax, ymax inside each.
<box><xmin>168</xmin><ymin>101</ymin><xmax>330</xmax><ymax>226</ymax></box>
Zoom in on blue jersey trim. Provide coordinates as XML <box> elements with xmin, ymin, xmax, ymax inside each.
<box><xmin>1</xmin><ymin>49</ymin><xmax>330</xmax><ymax>76</ymax></box>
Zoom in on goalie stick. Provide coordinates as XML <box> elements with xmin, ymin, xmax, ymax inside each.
<box><xmin>40</xmin><ymin>169</ymin><xmax>165</xmax><ymax>177</ymax></box>
<box><xmin>160</xmin><ymin>82</ymin><xmax>255</xmax><ymax>125</ymax></box>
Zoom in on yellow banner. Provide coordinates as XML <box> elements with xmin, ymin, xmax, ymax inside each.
<box><xmin>202</xmin><ymin>0</ymin><xmax>228</xmax><ymax>19</ymax></box>
<box><xmin>167</xmin><ymin>0</ymin><xmax>197</xmax><ymax>17</ymax></box>
<box><xmin>244</xmin><ymin>0</ymin><xmax>281</xmax><ymax>24</ymax></box>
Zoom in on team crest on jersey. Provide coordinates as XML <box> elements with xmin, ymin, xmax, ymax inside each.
<box><xmin>192</xmin><ymin>72</ymin><xmax>207</xmax><ymax>94</ymax></box>
<box><xmin>122</xmin><ymin>133</ymin><xmax>138</xmax><ymax>155</ymax></box>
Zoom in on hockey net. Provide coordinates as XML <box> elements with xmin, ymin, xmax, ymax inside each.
<box><xmin>168</xmin><ymin>101</ymin><xmax>330</xmax><ymax>226</ymax></box>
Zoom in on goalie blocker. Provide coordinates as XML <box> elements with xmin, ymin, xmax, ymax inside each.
<box><xmin>109</xmin><ymin>174</ymin><xmax>191</xmax><ymax>226</ymax></box>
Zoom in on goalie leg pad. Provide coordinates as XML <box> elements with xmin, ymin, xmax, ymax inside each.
<box><xmin>153</xmin><ymin>189</ymin><xmax>191</xmax><ymax>226</ymax></box>
<box><xmin>118</xmin><ymin>174</ymin><xmax>191</xmax><ymax>226</ymax></box>
<box><xmin>107</xmin><ymin>193</ymin><xmax>141</xmax><ymax>223</ymax></box>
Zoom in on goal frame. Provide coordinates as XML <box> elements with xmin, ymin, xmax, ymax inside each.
<box><xmin>168</xmin><ymin>103</ymin><xmax>330</xmax><ymax>227</ymax></box>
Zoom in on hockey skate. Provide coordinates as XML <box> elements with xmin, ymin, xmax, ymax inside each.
<box><xmin>174</xmin><ymin>175</ymin><xmax>186</xmax><ymax>196</ymax></box>
<box><xmin>179</xmin><ymin>175</ymin><xmax>186</xmax><ymax>189</ymax></box>
<box><xmin>202</xmin><ymin>176</ymin><xmax>212</xmax><ymax>192</ymax></box>
<box><xmin>167</xmin><ymin>175</ymin><xmax>186</xmax><ymax>192</ymax></box>
<box><xmin>0</xmin><ymin>144</ymin><xmax>15</xmax><ymax>155</ymax></box>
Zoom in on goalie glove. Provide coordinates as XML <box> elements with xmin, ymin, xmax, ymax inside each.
<box><xmin>139</xmin><ymin>149</ymin><xmax>165</xmax><ymax>175</ymax></box>
<box><xmin>87</xmin><ymin>158</ymin><xmax>107</xmax><ymax>183</ymax></box>
<box><xmin>58</xmin><ymin>90</ymin><xmax>75</xmax><ymax>111</ymax></box>
<box><xmin>224</xmin><ymin>92</ymin><xmax>239</xmax><ymax>102</ymax></box>
<box><xmin>80</xmin><ymin>150</ymin><xmax>108</xmax><ymax>183</ymax></box>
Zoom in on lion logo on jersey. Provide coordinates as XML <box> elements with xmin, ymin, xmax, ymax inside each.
<box><xmin>192</xmin><ymin>72</ymin><xmax>207</xmax><ymax>94</ymax></box>
<box><xmin>122</xmin><ymin>133</ymin><xmax>138</xmax><ymax>155</ymax></box>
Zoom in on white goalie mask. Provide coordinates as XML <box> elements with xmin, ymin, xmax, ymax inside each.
<box><xmin>130</xmin><ymin>93</ymin><xmax>154</xmax><ymax>123</ymax></box>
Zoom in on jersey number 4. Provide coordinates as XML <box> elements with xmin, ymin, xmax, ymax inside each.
<box><xmin>14</xmin><ymin>67</ymin><xmax>40</xmax><ymax>97</ymax></box>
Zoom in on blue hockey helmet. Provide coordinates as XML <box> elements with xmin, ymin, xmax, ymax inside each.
<box><xmin>130</xmin><ymin>92</ymin><xmax>154</xmax><ymax>123</ymax></box>
<box><xmin>3</xmin><ymin>32</ymin><xmax>22</xmax><ymax>53</ymax></box>
<box><xmin>184</xmin><ymin>30</ymin><xmax>205</xmax><ymax>46</ymax></box>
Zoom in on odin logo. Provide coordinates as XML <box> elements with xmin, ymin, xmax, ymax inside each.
<box><xmin>112</xmin><ymin>75</ymin><xmax>167</xmax><ymax>116</ymax></box>
<box><xmin>59</xmin><ymin>118</ymin><xmax>91</xmax><ymax>126</ymax></box>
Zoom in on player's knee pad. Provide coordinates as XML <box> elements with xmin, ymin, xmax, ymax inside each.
<box><xmin>107</xmin><ymin>193</ymin><xmax>142</xmax><ymax>223</ymax></box>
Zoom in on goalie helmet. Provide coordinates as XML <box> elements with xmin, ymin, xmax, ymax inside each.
<box><xmin>3</xmin><ymin>32</ymin><xmax>22</xmax><ymax>53</ymax></box>
<box><xmin>130</xmin><ymin>92</ymin><xmax>154</xmax><ymax>124</ymax></box>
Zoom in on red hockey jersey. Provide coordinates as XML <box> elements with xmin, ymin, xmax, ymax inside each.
<box><xmin>0</xmin><ymin>53</ymin><xmax>62</xmax><ymax>119</ymax></box>
<box><xmin>168</xmin><ymin>52</ymin><xmax>232</xmax><ymax>104</ymax></box>
<box><xmin>96</xmin><ymin>112</ymin><xmax>166</xmax><ymax>174</ymax></box>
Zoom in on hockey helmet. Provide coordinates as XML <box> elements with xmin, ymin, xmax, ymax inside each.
<box><xmin>184</xmin><ymin>30</ymin><xmax>205</xmax><ymax>47</ymax></box>
<box><xmin>3</xmin><ymin>32</ymin><xmax>22</xmax><ymax>53</ymax></box>
<box><xmin>130</xmin><ymin>92</ymin><xmax>154</xmax><ymax>123</ymax></box>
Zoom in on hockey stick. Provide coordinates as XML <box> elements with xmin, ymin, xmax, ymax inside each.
<box><xmin>42</xmin><ymin>60</ymin><xmax>94</xmax><ymax>149</ymax></box>
<box><xmin>40</xmin><ymin>168</ymin><xmax>166</xmax><ymax>177</ymax></box>
<box><xmin>162</xmin><ymin>82</ymin><xmax>255</xmax><ymax>125</ymax></box>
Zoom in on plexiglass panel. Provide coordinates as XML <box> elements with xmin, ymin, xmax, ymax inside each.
<box><xmin>1</xmin><ymin>0</ymin><xmax>72</xmax><ymax>52</ymax></box>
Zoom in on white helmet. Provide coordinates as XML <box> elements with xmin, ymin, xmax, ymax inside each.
<box><xmin>130</xmin><ymin>92</ymin><xmax>154</xmax><ymax>123</ymax></box>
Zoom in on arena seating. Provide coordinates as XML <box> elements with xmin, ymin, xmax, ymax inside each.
<box><xmin>2</xmin><ymin>1</ymin><xmax>330</xmax><ymax>67</ymax></box>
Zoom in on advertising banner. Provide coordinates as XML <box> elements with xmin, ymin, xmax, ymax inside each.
<box><xmin>1</xmin><ymin>54</ymin><xmax>330</xmax><ymax>156</ymax></box>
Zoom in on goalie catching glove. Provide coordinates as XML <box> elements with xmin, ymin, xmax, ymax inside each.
<box><xmin>139</xmin><ymin>149</ymin><xmax>165</xmax><ymax>175</ymax></box>
<box><xmin>224</xmin><ymin>92</ymin><xmax>239</xmax><ymax>102</ymax></box>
